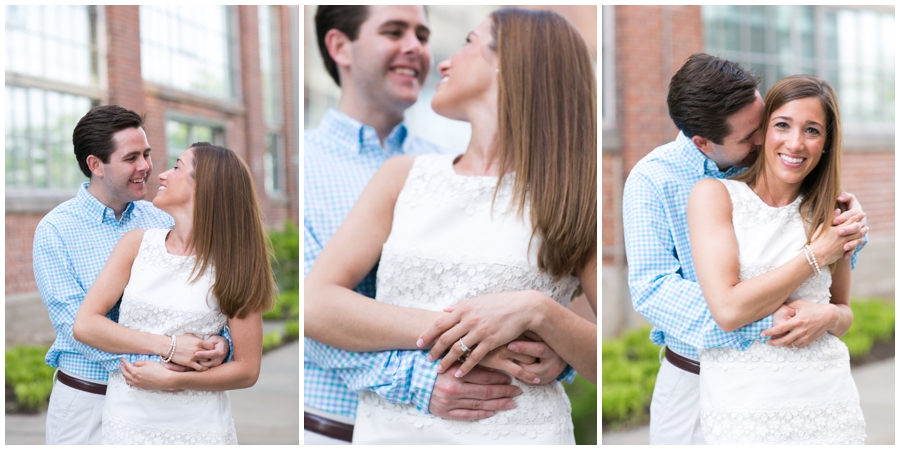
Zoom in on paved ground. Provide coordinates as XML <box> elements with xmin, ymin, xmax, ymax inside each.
<box><xmin>5</xmin><ymin>339</ymin><xmax>300</xmax><ymax>445</ymax></box>
<box><xmin>602</xmin><ymin>357</ymin><xmax>895</xmax><ymax>445</ymax></box>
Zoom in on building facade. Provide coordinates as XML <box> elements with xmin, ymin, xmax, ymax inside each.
<box><xmin>602</xmin><ymin>5</ymin><xmax>895</xmax><ymax>336</ymax></box>
<box><xmin>6</xmin><ymin>5</ymin><xmax>300</xmax><ymax>345</ymax></box>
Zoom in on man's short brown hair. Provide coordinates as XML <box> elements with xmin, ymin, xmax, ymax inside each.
<box><xmin>667</xmin><ymin>53</ymin><xmax>761</xmax><ymax>145</ymax></box>
<box><xmin>315</xmin><ymin>6</ymin><xmax>370</xmax><ymax>87</ymax></box>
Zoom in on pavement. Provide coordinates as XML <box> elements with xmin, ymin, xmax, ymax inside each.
<box><xmin>602</xmin><ymin>357</ymin><xmax>895</xmax><ymax>445</ymax></box>
<box><xmin>5</xmin><ymin>338</ymin><xmax>300</xmax><ymax>445</ymax></box>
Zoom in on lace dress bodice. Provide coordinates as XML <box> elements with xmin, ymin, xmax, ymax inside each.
<box><xmin>697</xmin><ymin>180</ymin><xmax>865</xmax><ymax>445</ymax></box>
<box><xmin>101</xmin><ymin>228</ymin><xmax>236</xmax><ymax>444</ymax></box>
<box><xmin>353</xmin><ymin>154</ymin><xmax>580</xmax><ymax>444</ymax></box>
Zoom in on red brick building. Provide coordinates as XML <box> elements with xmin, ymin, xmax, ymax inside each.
<box><xmin>6</xmin><ymin>6</ymin><xmax>299</xmax><ymax>344</ymax></box>
<box><xmin>602</xmin><ymin>5</ymin><xmax>895</xmax><ymax>336</ymax></box>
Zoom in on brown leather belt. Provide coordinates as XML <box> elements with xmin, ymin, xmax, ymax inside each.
<box><xmin>57</xmin><ymin>371</ymin><xmax>107</xmax><ymax>396</ymax></box>
<box><xmin>665</xmin><ymin>347</ymin><xmax>700</xmax><ymax>375</ymax></box>
<box><xmin>304</xmin><ymin>412</ymin><xmax>353</xmax><ymax>442</ymax></box>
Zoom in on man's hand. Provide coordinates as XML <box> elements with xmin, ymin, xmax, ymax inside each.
<box><xmin>428</xmin><ymin>362</ymin><xmax>522</xmax><ymax>420</ymax></box>
<box><xmin>194</xmin><ymin>335</ymin><xmax>229</xmax><ymax>368</ymax></box>
<box><xmin>761</xmin><ymin>299</ymin><xmax>838</xmax><ymax>348</ymax></box>
<box><xmin>834</xmin><ymin>192</ymin><xmax>868</xmax><ymax>259</ymax></box>
<box><xmin>762</xmin><ymin>304</ymin><xmax>797</xmax><ymax>340</ymax></box>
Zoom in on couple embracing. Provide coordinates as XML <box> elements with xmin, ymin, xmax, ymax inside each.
<box><xmin>625</xmin><ymin>53</ymin><xmax>870</xmax><ymax>444</ymax></box>
<box><xmin>34</xmin><ymin>106</ymin><xmax>273</xmax><ymax>444</ymax></box>
<box><xmin>304</xmin><ymin>5</ymin><xmax>596</xmax><ymax>445</ymax></box>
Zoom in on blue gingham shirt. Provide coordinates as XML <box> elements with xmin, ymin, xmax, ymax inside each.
<box><xmin>623</xmin><ymin>132</ymin><xmax>864</xmax><ymax>361</ymax></box>
<box><xmin>33</xmin><ymin>183</ymin><xmax>175</xmax><ymax>382</ymax></box>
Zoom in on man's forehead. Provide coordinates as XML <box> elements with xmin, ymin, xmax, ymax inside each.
<box><xmin>366</xmin><ymin>5</ymin><xmax>428</xmax><ymax>28</ymax></box>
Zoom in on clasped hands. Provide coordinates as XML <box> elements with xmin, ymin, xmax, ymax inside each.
<box><xmin>119</xmin><ymin>334</ymin><xmax>228</xmax><ymax>391</ymax></box>
<box><xmin>421</xmin><ymin>293</ymin><xmax>568</xmax><ymax>420</ymax></box>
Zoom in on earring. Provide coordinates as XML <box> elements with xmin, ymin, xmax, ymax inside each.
<box><xmin>495</xmin><ymin>69</ymin><xmax>499</xmax><ymax>73</ymax></box>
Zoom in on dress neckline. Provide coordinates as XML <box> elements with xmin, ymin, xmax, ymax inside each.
<box><xmin>733</xmin><ymin>180</ymin><xmax>802</xmax><ymax>211</ymax></box>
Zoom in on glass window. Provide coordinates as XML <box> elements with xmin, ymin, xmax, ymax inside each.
<box><xmin>703</xmin><ymin>5</ymin><xmax>894</xmax><ymax>126</ymax></box>
<box><xmin>5</xmin><ymin>6</ymin><xmax>99</xmax><ymax>191</ymax></box>
<box><xmin>6</xmin><ymin>86</ymin><xmax>95</xmax><ymax>189</ymax></box>
<box><xmin>165</xmin><ymin>119</ymin><xmax>225</xmax><ymax>168</ymax></box>
<box><xmin>263</xmin><ymin>132</ymin><xmax>282</xmax><ymax>194</ymax></box>
<box><xmin>140</xmin><ymin>6</ymin><xmax>237</xmax><ymax>99</ymax></box>
<box><xmin>6</xmin><ymin>5</ymin><xmax>98</xmax><ymax>86</ymax></box>
<box><xmin>259</xmin><ymin>5</ymin><xmax>282</xmax><ymax>126</ymax></box>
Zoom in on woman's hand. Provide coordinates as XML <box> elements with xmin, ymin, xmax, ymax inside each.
<box><xmin>120</xmin><ymin>359</ymin><xmax>175</xmax><ymax>391</ymax></box>
<box><xmin>810</xmin><ymin>214</ymin><xmax>864</xmax><ymax>267</ymax></box>
<box><xmin>417</xmin><ymin>291</ymin><xmax>544</xmax><ymax>379</ymax></box>
<box><xmin>168</xmin><ymin>334</ymin><xmax>216</xmax><ymax>371</ymax></box>
<box><xmin>477</xmin><ymin>341</ymin><xmax>540</xmax><ymax>384</ymax></box>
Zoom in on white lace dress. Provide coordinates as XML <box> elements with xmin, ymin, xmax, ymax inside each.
<box><xmin>697</xmin><ymin>180</ymin><xmax>866</xmax><ymax>445</ymax></box>
<box><xmin>101</xmin><ymin>228</ymin><xmax>236</xmax><ymax>444</ymax></box>
<box><xmin>351</xmin><ymin>154</ymin><xmax>580</xmax><ymax>444</ymax></box>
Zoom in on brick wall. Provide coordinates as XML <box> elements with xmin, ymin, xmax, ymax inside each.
<box><xmin>5</xmin><ymin>214</ymin><xmax>43</xmax><ymax>296</ymax></box>
<box><xmin>842</xmin><ymin>150</ymin><xmax>894</xmax><ymax>238</ymax></box>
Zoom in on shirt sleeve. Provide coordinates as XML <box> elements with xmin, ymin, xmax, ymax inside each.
<box><xmin>33</xmin><ymin>222</ymin><xmax>160</xmax><ymax>372</ymax></box>
<box><xmin>219</xmin><ymin>325</ymin><xmax>234</xmax><ymax>363</ymax></box>
<box><xmin>850</xmin><ymin>232</ymin><xmax>866</xmax><ymax>270</ymax></box>
<box><xmin>557</xmin><ymin>365</ymin><xmax>576</xmax><ymax>383</ymax></box>
<box><xmin>304</xmin><ymin>220</ymin><xmax>322</xmax><ymax>278</ymax></box>
<box><xmin>622</xmin><ymin>172</ymin><xmax>770</xmax><ymax>349</ymax></box>
<box><xmin>304</xmin><ymin>338</ymin><xmax>439</xmax><ymax>414</ymax></box>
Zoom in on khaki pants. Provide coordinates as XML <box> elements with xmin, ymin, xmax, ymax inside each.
<box><xmin>45</xmin><ymin>374</ymin><xmax>105</xmax><ymax>444</ymax></box>
<box><xmin>649</xmin><ymin>357</ymin><xmax>704</xmax><ymax>444</ymax></box>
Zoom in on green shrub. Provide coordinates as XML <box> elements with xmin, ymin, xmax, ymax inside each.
<box><xmin>268</xmin><ymin>220</ymin><xmax>299</xmax><ymax>293</ymax></box>
<box><xmin>841</xmin><ymin>299</ymin><xmax>895</xmax><ymax>360</ymax></box>
<box><xmin>5</xmin><ymin>345</ymin><xmax>54</xmax><ymax>412</ymax></box>
<box><xmin>564</xmin><ymin>374</ymin><xmax>597</xmax><ymax>444</ymax></box>
<box><xmin>284</xmin><ymin>318</ymin><xmax>299</xmax><ymax>340</ymax></box>
<box><xmin>262</xmin><ymin>290</ymin><xmax>300</xmax><ymax>321</ymax></box>
<box><xmin>601</xmin><ymin>326</ymin><xmax>660</xmax><ymax>429</ymax></box>
<box><xmin>262</xmin><ymin>330</ymin><xmax>283</xmax><ymax>353</ymax></box>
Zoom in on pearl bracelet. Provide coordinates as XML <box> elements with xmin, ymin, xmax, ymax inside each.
<box><xmin>803</xmin><ymin>244</ymin><xmax>822</xmax><ymax>276</ymax></box>
<box><xmin>162</xmin><ymin>335</ymin><xmax>177</xmax><ymax>363</ymax></box>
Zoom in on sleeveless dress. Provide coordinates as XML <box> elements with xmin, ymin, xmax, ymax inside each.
<box><xmin>352</xmin><ymin>154</ymin><xmax>581</xmax><ymax>444</ymax></box>
<box><xmin>101</xmin><ymin>228</ymin><xmax>237</xmax><ymax>444</ymax></box>
<box><xmin>697</xmin><ymin>180</ymin><xmax>866</xmax><ymax>445</ymax></box>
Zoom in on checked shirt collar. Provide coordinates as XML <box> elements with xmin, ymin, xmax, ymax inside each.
<box><xmin>319</xmin><ymin>109</ymin><xmax>410</xmax><ymax>157</ymax></box>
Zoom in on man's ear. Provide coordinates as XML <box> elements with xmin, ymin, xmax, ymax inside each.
<box><xmin>324</xmin><ymin>29</ymin><xmax>353</xmax><ymax>71</ymax></box>
<box><xmin>691</xmin><ymin>135</ymin><xmax>715</xmax><ymax>155</ymax></box>
<box><xmin>86</xmin><ymin>154</ymin><xmax>104</xmax><ymax>178</ymax></box>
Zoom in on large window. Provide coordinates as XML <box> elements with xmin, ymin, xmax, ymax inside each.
<box><xmin>704</xmin><ymin>5</ymin><xmax>894</xmax><ymax>129</ymax></box>
<box><xmin>140</xmin><ymin>6</ymin><xmax>237</xmax><ymax>100</ymax></box>
<box><xmin>6</xmin><ymin>87</ymin><xmax>94</xmax><ymax>189</ymax></box>
<box><xmin>5</xmin><ymin>5</ymin><xmax>100</xmax><ymax>190</ymax></box>
<box><xmin>165</xmin><ymin>118</ymin><xmax>226</xmax><ymax>168</ymax></box>
<box><xmin>259</xmin><ymin>6</ymin><xmax>285</xmax><ymax>195</ymax></box>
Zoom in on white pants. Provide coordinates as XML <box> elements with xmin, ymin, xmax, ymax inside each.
<box><xmin>649</xmin><ymin>357</ymin><xmax>704</xmax><ymax>444</ymax></box>
<box><xmin>304</xmin><ymin>429</ymin><xmax>351</xmax><ymax>445</ymax></box>
<box><xmin>45</xmin><ymin>375</ymin><xmax>105</xmax><ymax>444</ymax></box>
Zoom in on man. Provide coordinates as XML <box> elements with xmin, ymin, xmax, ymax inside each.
<box><xmin>304</xmin><ymin>6</ymin><xmax>574</xmax><ymax>444</ymax></box>
<box><xmin>33</xmin><ymin>105</ymin><xmax>230</xmax><ymax>444</ymax></box>
<box><xmin>622</xmin><ymin>53</ymin><xmax>868</xmax><ymax>444</ymax></box>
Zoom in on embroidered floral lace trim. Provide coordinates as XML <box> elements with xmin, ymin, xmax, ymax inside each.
<box><xmin>101</xmin><ymin>413</ymin><xmax>238</xmax><ymax>445</ymax></box>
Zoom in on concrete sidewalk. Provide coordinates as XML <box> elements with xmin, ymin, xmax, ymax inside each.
<box><xmin>602</xmin><ymin>357</ymin><xmax>895</xmax><ymax>445</ymax></box>
<box><xmin>4</xmin><ymin>339</ymin><xmax>300</xmax><ymax>445</ymax></box>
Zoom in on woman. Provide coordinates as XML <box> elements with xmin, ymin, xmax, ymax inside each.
<box><xmin>305</xmin><ymin>8</ymin><xmax>596</xmax><ymax>444</ymax></box>
<box><xmin>74</xmin><ymin>143</ymin><xmax>274</xmax><ymax>444</ymax></box>
<box><xmin>687</xmin><ymin>75</ymin><xmax>866</xmax><ymax>444</ymax></box>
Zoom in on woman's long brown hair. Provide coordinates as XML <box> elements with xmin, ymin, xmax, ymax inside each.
<box><xmin>188</xmin><ymin>143</ymin><xmax>275</xmax><ymax>318</ymax></box>
<box><xmin>732</xmin><ymin>75</ymin><xmax>843</xmax><ymax>271</ymax></box>
<box><xmin>491</xmin><ymin>8</ymin><xmax>597</xmax><ymax>279</ymax></box>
